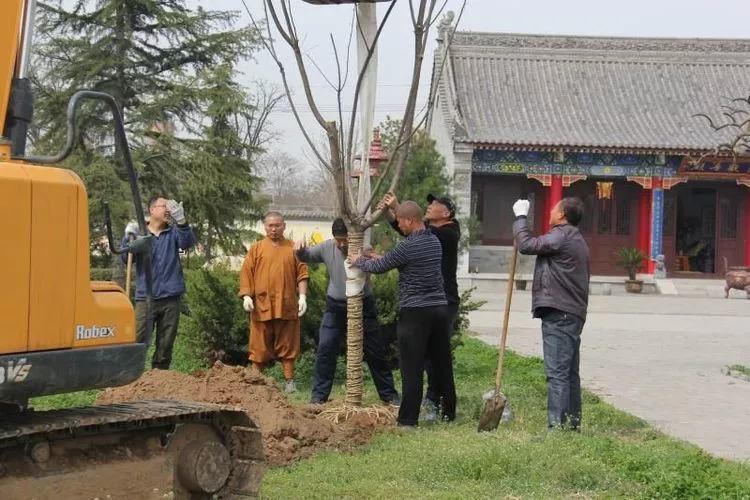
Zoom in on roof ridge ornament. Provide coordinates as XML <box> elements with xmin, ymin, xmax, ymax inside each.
<box><xmin>437</xmin><ymin>11</ymin><xmax>455</xmax><ymax>42</ymax></box>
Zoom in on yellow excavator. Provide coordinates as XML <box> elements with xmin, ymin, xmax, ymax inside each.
<box><xmin>0</xmin><ymin>1</ymin><xmax>265</xmax><ymax>497</ymax></box>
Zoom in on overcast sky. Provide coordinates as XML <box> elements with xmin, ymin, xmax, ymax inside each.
<box><xmin>191</xmin><ymin>1</ymin><xmax>750</xmax><ymax>163</ymax></box>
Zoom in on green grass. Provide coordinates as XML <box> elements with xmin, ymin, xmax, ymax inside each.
<box><xmin>729</xmin><ymin>364</ymin><xmax>750</xmax><ymax>377</ymax></box>
<box><xmin>29</xmin><ymin>333</ymin><xmax>750</xmax><ymax>499</ymax></box>
<box><xmin>261</xmin><ymin>337</ymin><xmax>750</xmax><ymax>499</ymax></box>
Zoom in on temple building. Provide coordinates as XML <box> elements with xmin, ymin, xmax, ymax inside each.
<box><xmin>428</xmin><ymin>23</ymin><xmax>750</xmax><ymax>278</ymax></box>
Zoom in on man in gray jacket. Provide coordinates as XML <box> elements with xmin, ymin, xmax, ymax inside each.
<box><xmin>295</xmin><ymin>218</ymin><xmax>399</xmax><ymax>405</ymax></box>
<box><xmin>512</xmin><ymin>197</ymin><xmax>590</xmax><ymax>431</ymax></box>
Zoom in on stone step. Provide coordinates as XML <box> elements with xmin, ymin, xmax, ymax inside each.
<box><xmin>460</xmin><ymin>274</ymin><xmax>748</xmax><ymax>298</ymax></box>
<box><xmin>459</xmin><ymin>273</ymin><xmax>658</xmax><ymax>296</ymax></box>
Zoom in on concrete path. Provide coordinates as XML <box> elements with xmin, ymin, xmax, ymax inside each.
<box><xmin>468</xmin><ymin>290</ymin><xmax>750</xmax><ymax>461</ymax></box>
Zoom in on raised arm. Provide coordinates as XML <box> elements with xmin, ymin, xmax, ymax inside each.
<box><xmin>175</xmin><ymin>224</ymin><xmax>196</xmax><ymax>251</ymax></box>
<box><xmin>295</xmin><ymin>239</ymin><xmax>328</xmax><ymax>264</ymax></box>
<box><xmin>513</xmin><ymin>217</ymin><xmax>564</xmax><ymax>256</ymax></box>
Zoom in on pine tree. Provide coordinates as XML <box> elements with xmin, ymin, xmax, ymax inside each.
<box><xmin>374</xmin><ymin>117</ymin><xmax>450</xmax><ymax>209</ymax></box>
<box><xmin>30</xmin><ymin>0</ymin><xmax>268</xmax><ymax>256</ymax></box>
<box><xmin>179</xmin><ymin>64</ymin><xmax>267</xmax><ymax>258</ymax></box>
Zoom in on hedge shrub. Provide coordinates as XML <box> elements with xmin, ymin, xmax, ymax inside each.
<box><xmin>177</xmin><ymin>263</ymin><xmax>485</xmax><ymax>369</ymax></box>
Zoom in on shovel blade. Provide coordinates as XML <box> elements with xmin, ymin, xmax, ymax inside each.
<box><xmin>477</xmin><ymin>392</ymin><xmax>507</xmax><ymax>432</ymax></box>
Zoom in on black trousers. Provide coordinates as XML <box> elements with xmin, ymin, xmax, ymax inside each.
<box><xmin>424</xmin><ymin>303</ymin><xmax>459</xmax><ymax>404</ymax></box>
<box><xmin>135</xmin><ymin>296</ymin><xmax>182</xmax><ymax>370</ymax></box>
<box><xmin>311</xmin><ymin>296</ymin><xmax>398</xmax><ymax>404</ymax></box>
<box><xmin>397</xmin><ymin>305</ymin><xmax>457</xmax><ymax>426</ymax></box>
<box><xmin>540</xmin><ymin>308</ymin><xmax>584</xmax><ymax>430</ymax></box>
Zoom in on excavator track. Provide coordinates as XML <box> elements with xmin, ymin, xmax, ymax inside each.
<box><xmin>0</xmin><ymin>399</ymin><xmax>265</xmax><ymax>499</ymax></box>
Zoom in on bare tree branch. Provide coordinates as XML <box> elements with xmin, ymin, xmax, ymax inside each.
<box><xmin>690</xmin><ymin>93</ymin><xmax>750</xmax><ymax>168</ymax></box>
<box><xmin>266</xmin><ymin>1</ymin><xmax>329</xmax><ymax>130</ymax></box>
<box><xmin>345</xmin><ymin>1</ymin><xmax>398</xmax><ymax>177</ymax></box>
<box><xmin>242</xmin><ymin>0</ymin><xmax>330</xmax><ymax>170</ymax></box>
<box><xmin>304</xmin><ymin>52</ymin><xmax>338</xmax><ymax>92</ymax></box>
<box><xmin>331</xmin><ymin>34</ymin><xmax>347</xmax><ymax>178</ymax></box>
<box><xmin>342</xmin><ymin>7</ymin><xmax>356</xmax><ymax>90</ymax></box>
<box><xmin>428</xmin><ymin>0</ymin><xmax>451</xmax><ymax>28</ymax></box>
<box><xmin>362</xmin><ymin>1</ymin><xmax>466</xmax><ymax>217</ymax></box>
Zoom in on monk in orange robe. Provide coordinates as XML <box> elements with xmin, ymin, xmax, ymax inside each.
<box><xmin>239</xmin><ymin>212</ymin><xmax>309</xmax><ymax>393</ymax></box>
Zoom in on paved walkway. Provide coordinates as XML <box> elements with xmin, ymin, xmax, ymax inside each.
<box><xmin>468</xmin><ymin>291</ymin><xmax>750</xmax><ymax>461</ymax></box>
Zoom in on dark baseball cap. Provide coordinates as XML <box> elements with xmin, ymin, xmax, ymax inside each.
<box><xmin>426</xmin><ymin>194</ymin><xmax>456</xmax><ymax>217</ymax></box>
<box><xmin>332</xmin><ymin>218</ymin><xmax>348</xmax><ymax>237</ymax></box>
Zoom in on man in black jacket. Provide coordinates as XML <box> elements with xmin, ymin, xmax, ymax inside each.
<box><xmin>379</xmin><ymin>192</ymin><xmax>460</xmax><ymax>421</ymax></box>
<box><xmin>512</xmin><ymin>197</ymin><xmax>590</xmax><ymax>431</ymax></box>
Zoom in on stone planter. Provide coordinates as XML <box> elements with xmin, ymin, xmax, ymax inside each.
<box><xmin>625</xmin><ymin>279</ymin><xmax>643</xmax><ymax>293</ymax></box>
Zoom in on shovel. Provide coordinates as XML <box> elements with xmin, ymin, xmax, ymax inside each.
<box><xmin>125</xmin><ymin>234</ymin><xmax>135</xmax><ymax>298</ymax></box>
<box><xmin>477</xmin><ymin>239</ymin><xmax>518</xmax><ymax>432</ymax></box>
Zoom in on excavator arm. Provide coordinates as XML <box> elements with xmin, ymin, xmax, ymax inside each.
<box><xmin>0</xmin><ymin>0</ymin><xmax>152</xmax><ymax>407</ymax></box>
<box><xmin>0</xmin><ymin>1</ymin><xmax>265</xmax><ymax>497</ymax></box>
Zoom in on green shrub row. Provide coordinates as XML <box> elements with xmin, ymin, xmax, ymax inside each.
<box><xmin>178</xmin><ymin>264</ymin><xmax>484</xmax><ymax>368</ymax></box>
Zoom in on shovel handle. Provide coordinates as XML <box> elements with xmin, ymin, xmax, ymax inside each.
<box><xmin>495</xmin><ymin>239</ymin><xmax>518</xmax><ymax>393</ymax></box>
<box><xmin>125</xmin><ymin>235</ymin><xmax>134</xmax><ymax>298</ymax></box>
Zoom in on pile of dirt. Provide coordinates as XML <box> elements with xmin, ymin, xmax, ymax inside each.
<box><xmin>96</xmin><ymin>362</ymin><xmax>387</xmax><ymax>466</ymax></box>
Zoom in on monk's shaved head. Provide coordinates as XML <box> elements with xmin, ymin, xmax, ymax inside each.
<box><xmin>263</xmin><ymin>211</ymin><xmax>285</xmax><ymax>241</ymax></box>
<box><xmin>395</xmin><ymin>200</ymin><xmax>423</xmax><ymax>222</ymax></box>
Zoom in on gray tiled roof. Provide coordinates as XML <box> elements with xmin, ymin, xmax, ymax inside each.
<box><xmin>447</xmin><ymin>32</ymin><xmax>750</xmax><ymax>151</ymax></box>
<box><xmin>268</xmin><ymin>205</ymin><xmax>337</xmax><ymax>220</ymax></box>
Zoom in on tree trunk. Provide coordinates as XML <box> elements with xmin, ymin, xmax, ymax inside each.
<box><xmin>345</xmin><ymin>229</ymin><xmax>365</xmax><ymax>406</ymax></box>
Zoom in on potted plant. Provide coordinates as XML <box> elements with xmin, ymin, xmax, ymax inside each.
<box><xmin>615</xmin><ymin>247</ymin><xmax>647</xmax><ymax>293</ymax></box>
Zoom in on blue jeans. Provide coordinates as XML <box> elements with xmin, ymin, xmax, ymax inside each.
<box><xmin>540</xmin><ymin>308</ymin><xmax>584</xmax><ymax>430</ymax></box>
<box><xmin>311</xmin><ymin>296</ymin><xmax>398</xmax><ymax>404</ymax></box>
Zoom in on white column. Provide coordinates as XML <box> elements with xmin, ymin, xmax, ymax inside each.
<box><xmin>452</xmin><ymin>143</ymin><xmax>473</xmax><ymax>282</ymax></box>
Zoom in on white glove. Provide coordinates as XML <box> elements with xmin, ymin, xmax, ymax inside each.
<box><xmin>298</xmin><ymin>295</ymin><xmax>307</xmax><ymax>317</ymax></box>
<box><xmin>166</xmin><ymin>199</ymin><xmax>186</xmax><ymax>224</ymax></box>
<box><xmin>124</xmin><ymin>221</ymin><xmax>139</xmax><ymax>237</ymax></box>
<box><xmin>512</xmin><ymin>199</ymin><xmax>530</xmax><ymax>217</ymax></box>
<box><xmin>242</xmin><ymin>296</ymin><xmax>254</xmax><ymax>313</ymax></box>
<box><xmin>344</xmin><ymin>261</ymin><xmax>367</xmax><ymax>297</ymax></box>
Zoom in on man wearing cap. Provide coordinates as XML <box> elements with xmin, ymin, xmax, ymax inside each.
<box><xmin>378</xmin><ymin>192</ymin><xmax>460</xmax><ymax>421</ymax></box>
<box><xmin>295</xmin><ymin>218</ymin><xmax>399</xmax><ymax>405</ymax></box>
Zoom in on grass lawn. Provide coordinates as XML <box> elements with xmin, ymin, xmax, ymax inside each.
<box><xmin>31</xmin><ymin>334</ymin><xmax>750</xmax><ymax>499</ymax></box>
<box><xmin>728</xmin><ymin>364</ymin><xmax>750</xmax><ymax>377</ymax></box>
<box><xmin>262</xmin><ymin>337</ymin><xmax>750</xmax><ymax>499</ymax></box>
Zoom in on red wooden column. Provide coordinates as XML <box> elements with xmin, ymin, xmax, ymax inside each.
<box><xmin>638</xmin><ymin>187</ymin><xmax>651</xmax><ymax>258</ymax></box>
<box><xmin>550</xmin><ymin>174</ymin><xmax>563</xmax><ymax>210</ymax></box>
<box><xmin>628</xmin><ymin>176</ymin><xmax>658</xmax><ymax>274</ymax></box>
<box><xmin>542</xmin><ymin>174</ymin><xmax>563</xmax><ymax>232</ymax></box>
<box><xmin>527</xmin><ymin>174</ymin><xmax>552</xmax><ymax>233</ymax></box>
<box><xmin>745</xmin><ymin>187</ymin><xmax>750</xmax><ymax>266</ymax></box>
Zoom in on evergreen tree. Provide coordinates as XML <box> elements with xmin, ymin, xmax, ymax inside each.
<box><xmin>371</xmin><ymin>118</ymin><xmax>450</xmax><ymax>248</ymax></box>
<box><xmin>179</xmin><ymin>64</ymin><xmax>267</xmax><ymax>258</ymax></box>
<box><xmin>374</xmin><ymin>117</ymin><xmax>450</xmax><ymax>204</ymax></box>
<box><xmin>30</xmin><ymin>0</ymin><xmax>267</xmax><ymax>257</ymax></box>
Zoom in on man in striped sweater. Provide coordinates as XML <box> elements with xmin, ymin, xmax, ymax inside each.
<box><xmin>350</xmin><ymin>201</ymin><xmax>457</xmax><ymax>427</ymax></box>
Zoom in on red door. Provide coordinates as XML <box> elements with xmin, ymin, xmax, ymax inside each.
<box><xmin>717</xmin><ymin>184</ymin><xmax>744</xmax><ymax>273</ymax></box>
<box><xmin>564</xmin><ymin>179</ymin><xmax>640</xmax><ymax>275</ymax></box>
<box><xmin>474</xmin><ymin>175</ymin><xmax>546</xmax><ymax>245</ymax></box>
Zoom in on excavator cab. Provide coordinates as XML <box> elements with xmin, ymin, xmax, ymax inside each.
<box><xmin>0</xmin><ymin>2</ymin><xmax>148</xmax><ymax>407</ymax></box>
<box><xmin>0</xmin><ymin>2</ymin><xmax>265</xmax><ymax>497</ymax></box>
